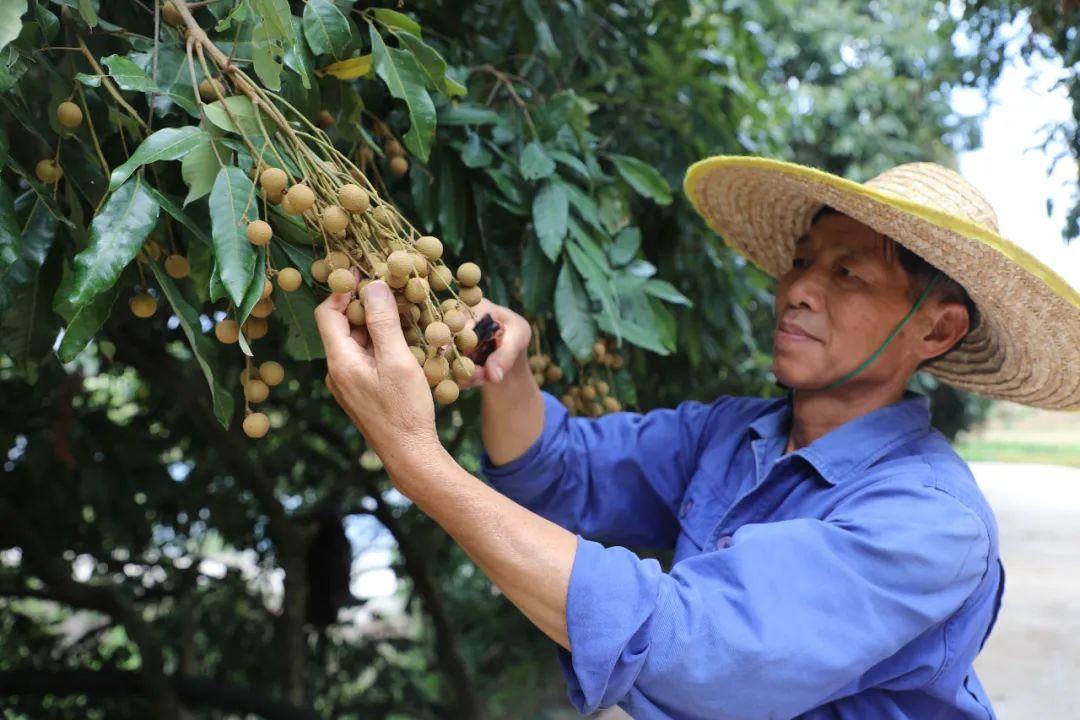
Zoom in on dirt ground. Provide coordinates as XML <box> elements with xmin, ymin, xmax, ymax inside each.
<box><xmin>595</xmin><ymin>460</ymin><xmax>1080</xmax><ymax>719</ymax></box>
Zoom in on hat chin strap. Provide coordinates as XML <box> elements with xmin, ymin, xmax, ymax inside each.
<box><xmin>812</xmin><ymin>269</ymin><xmax>943</xmax><ymax>392</ymax></box>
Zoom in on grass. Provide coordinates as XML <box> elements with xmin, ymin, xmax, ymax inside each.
<box><xmin>953</xmin><ymin>401</ymin><xmax>1080</xmax><ymax>468</ymax></box>
<box><xmin>954</xmin><ymin>440</ymin><xmax>1080</xmax><ymax>468</ymax></box>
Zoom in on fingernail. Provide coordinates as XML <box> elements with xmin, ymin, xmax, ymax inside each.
<box><xmin>364</xmin><ymin>280</ymin><xmax>391</xmax><ymax>303</ymax></box>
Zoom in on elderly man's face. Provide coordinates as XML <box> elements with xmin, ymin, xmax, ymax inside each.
<box><xmin>771</xmin><ymin>213</ymin><xmax>924</xmax><ymax>390</ymax></box>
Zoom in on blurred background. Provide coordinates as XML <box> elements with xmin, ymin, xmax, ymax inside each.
<box><xmin>1</xmin><ymin>0</ymin><xmax>1078</xmax><ymax>718</ymax></box>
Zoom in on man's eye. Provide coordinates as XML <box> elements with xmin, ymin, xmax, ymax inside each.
<box><xmin>839</xmin><ymin>265</ymin><xmax>855</xmax><ymax>277</ymax></box>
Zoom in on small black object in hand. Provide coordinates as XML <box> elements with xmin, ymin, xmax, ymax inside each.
<box><xmin>469</xmin><ymin>314</ymin><xmax>501</xmax><ymax>366</ymax></box>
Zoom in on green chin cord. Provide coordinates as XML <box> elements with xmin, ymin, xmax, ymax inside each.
<box><xmin>813</xmin><ymin>269</ymin><xmax>943</xmax><ymax>392</ymax></box>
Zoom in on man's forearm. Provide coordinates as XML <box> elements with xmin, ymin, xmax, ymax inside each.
<box><xmin>387</xmin><ymin>446</ymin><xmax>577</xmax><ymax>649</ymax></box>
<box><xmin>480</xmin><ymin>354</ymin><xmax>547</xmax><ymax>466</ymax></box>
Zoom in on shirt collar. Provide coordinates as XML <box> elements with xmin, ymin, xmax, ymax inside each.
<box><xmin>747</xmin><ymin>389</ymin><xmax>932</xmax><ymax>485</ymax></box>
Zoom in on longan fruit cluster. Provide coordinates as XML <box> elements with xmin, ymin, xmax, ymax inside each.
<box><xmin>527</xmin><ymin>352</ymin><xmax>564</xmax><ymax>386</ymax></box>
<box><xmin>240</xmin><ymin>360</ymin><xmax>285</xmax><ymax>438</ymax></box>
<box><xmin>590</xmin><ymin>339</ymin><xmax>625</xmax><ymax>370</ymax></box>
<box><xmin>213</xmin><ymin>275</ymin><xmax>276</xmax><ymax>345</ymax></box>
<box><xmin>561</xmin><ymin>377</ymin><xmax>622</xmax><ymax>417</ymax></box>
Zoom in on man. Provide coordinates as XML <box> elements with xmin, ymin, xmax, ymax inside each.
<box><xmin>314</xmin><ymin>156</ymin><xmax>1080</xmax><ymax>719</ymax></box>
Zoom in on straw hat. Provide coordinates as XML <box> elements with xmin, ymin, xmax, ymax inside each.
<box><xmin>682</xmin><ymin>156</ymin><xmax>1080</xmax><ymax>411</ymax></box>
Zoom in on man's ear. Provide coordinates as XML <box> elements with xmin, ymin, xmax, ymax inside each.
<box><xmin>920</xmin><ymin>301</ymin><xmax>969</xmax><ymax>362</ymax></box>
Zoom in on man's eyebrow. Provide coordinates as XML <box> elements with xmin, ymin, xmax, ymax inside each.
<box><xmin>792</xmin><ymin>238</ymin><xmax>880</xmax><ymax>261</ymax></box>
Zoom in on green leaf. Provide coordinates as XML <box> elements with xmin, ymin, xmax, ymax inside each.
<box><xmin>519</xmin><ymin>141</ymin><xmax>555</xmax><ymax>181</ymax></box>
<box><xmin>148</xmin><ymin>261</ymin><xmax>235</xmax><ymax>427</ymax></box>
<box><xmin>143</xmin><ymin>185</ymin><xmax>211</xmax><ymax>246</ymax></box>
<box><xmin>0</xmin><ymin>196</ymin><xmax>59</xmax><ymax>311</ymax></box>
<box><xmin>437</xmin><ymin>149</ymin><xmax>466</xmax><ymax>253</ymax></box>
<box><xmin>181</xmin><ymin>137</ymin><xmax>226</xmax><ymax>205</ymax></box>
<box><xmin>554</xmin><ymin>262</ymin><xmax>595</xmax><ymax>360</ymax></box>
<box><xmin>644</xmin><ymin>278</ymin><xmax>692</xmax><ymax>307</ymax></box>
<box><xmin>64</xmin><ymin>178</ymin><xmax>160</xmax><ymax>308</ymax></box>
<box><xmin>0</xmin><ymin>181</ymin><xmax>19</xmax><ymax>270</ymax></box>
<box><xmin>533</xmin><ymin>181</ymin><xmax>568</xmax><ymax>261</ymax></box>
<box><xmin>203</xmin><ymin>96</ymin><xmax>267</xmax><ymax>138</ymax></box>
<box><xmin>460</xmin><ymin>131</ymin><xmax>492</xmax><ymax>168</ymax></box>
<box><xmin>109</xmin><ymin>127</ymin><xmax>207</xmax><ymax>190</ymax></box>
<box><xmin>608</xmin><ymin>153</ymin><xmax>672</xmax><ymax>205</ymax></box>
<box><xmin>56</xmin><ymin>280</ymin><xmax>120</xmax><ymax>363</ymax></box>
<box><xmin>5</xmin><ymin>157</ymin><xmax>75</xmax><ymax>228</ymax></box>
<box><xmin>77</xmin><ymin>0</ymin><xmax>98</xmax><ymax>27</ymax></box>
<box><xmin>270</xmin><ymin>243</ymin><xmax>323</xmax><ymax>360</ymax></box>
<box><xmin>101</xmin><ymin>54</ymin><xmax>156</xmax><ymax>92</ymax></box>
<box><xmin>302</xmin><ymin>0</ymin><xmax>350</xmax><ymax>60</ymax></box>
<box><xmin>438</xmin><ymin>103</ymin><xmax>502</xmax><ymax>126</ymax></box>
<box><xmin>520</xmin><ymin>235</ymin><xmax>556</xmax><ymax>315</ymax></box>
<box><xmin>272</xmin><ymin>239</ymin><xmax>314</xmax><ymax>284</ymax></box>
<box><xmin>283</xmin><ymin>17</ymin><xmax>314</xmax><ymax>90</ymax></box>
<box><xmin>521</xmin><ymin>0</ymin><xmax>560</xmax><ymax>61</ymax></box>
<box><xmin>0</xmin><ymin>1</ymin><xmax>27</xmax><ymax>53</ymax></box>
<box><xmin>609</xmin><ymin>227</ymin><xmax>641</xmax><ymax>266</ymax></box>
<box><xmin>235</xmin><ymin>246</ymin><xmax>266</xmax><ymax>327</ymax></box>
<box><xmin>372</xmin><ymin>8</ymin><xmax>421</xmax><ymax>37</ymax></box>
<box><xmin>251</xmin><ymin>24</ymin><xmax>284</xmax><ymax>91</ymax></box>
<box><xmin>370</xmin><ymin>25</ymin><xmax>436</xmax><ymax>162</ymax></box>
<box><xmin>0</xmin><ymin>245</ymin><xmax>61</xmax><ymax>382</ymax></box>
<box><xmin>208</xmin><ymin>167</ymin><xmax>258</xmax><ymax>307</ymax></box>
<box><xmin>188</xmin><ymin>237</ymin><xmax>213</xmax><ymax>303</ymax></box>
<box><xmin>397</xmin><ymin>32</ymin><xmax>461</xmax><ymax>96</ymax></box>
<box><xmin>249</xmin><ymin>0</ymin><xmax>292</xmax><ymax>41</ymax></box>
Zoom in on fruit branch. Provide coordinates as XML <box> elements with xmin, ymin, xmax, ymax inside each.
<box><xmin>72</xmin><ymin>33</ymin><xmax>149</xmax><ymax>132</ymax></box>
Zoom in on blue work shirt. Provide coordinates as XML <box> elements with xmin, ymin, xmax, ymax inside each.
<box><xmin>480</xmin><ymin>389</ymin><xmax>1003</xmax><ymax>720</ymax></box>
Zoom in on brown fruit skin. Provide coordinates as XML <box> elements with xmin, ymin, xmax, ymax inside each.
<box><xmin>385</xmin><ymin>271</ymin><xmax>408</xmax><ymax>289</ymax></box>
<box><xmin>243</xmin><ymin>412</ymin><xmax>270</xmax><ymax>439</ymax></box>
<box><xmin>260</xmin><ymin>361</ymin><xmax>285</xmax><ymax>386</ymax></box>
<box><xmin>429</xmin><ymin>266</ymin><xmax>453</xmax><ymax>292</ymax></box>
<box><xmin>595</xmin><ymin>380</ymin><xmax>610</xmax><ymax>395</ymax></box>
<box><xmin>444</xmin><ymin>309</ymin><xmax>467</xmax><ymax>333</ymax></box>
<box><xmin>459</xmin><ymin>285</ymin><xmax>483</xmax><ymax>306</ymax></box>
<box><xmin>244</xmin><ymin>317</ymin><xmax>269</xmax><ymax>340</ymax></box>
<box><xmin>144</xmin><ymin>240</ymin><xmax>163</xmax><ymax>261</ymax></box>
<box><xmin>338</xmin><ymin>184</ymin><xmax>370</xmax><ymax>213</ymax></box>
<box><xmin>357</xmin><ymin>145</ymin><xmax>375</xmax><ymax>166</ymax></box>
<box><xmin>215</xmin><ymin>319</ymin><xmax>240</xmax><ymax>344</ymax></box>
<box><xmin>455</xmin><ymin>328</ymin><xmax>478</xmax><ymax>353</ymax></box>
<box><xmin>311</xmin><ymin>259</ymin><xmax>330</xmax><ymax>283</ymax></box>
<box><xmin>371</xmin><ymin>205</ymin><xmax>394</xmax><ymax>225</ymax></box>
<box><xmin>414</xmin><ymin>235</ymin><xmax>443</xmax><ymax>261</ymax></box>
<box><xmin>162</xmin><ymin>1</ymin><xmax>184</xmax><ymax>27</ymax></box>
<box><xmin>409</xmin><ymin>346</ymin><xmax>426</xmax><ymax>366</ymax></box>
<box><xmin>411</xmin><ymin>254</ymin><xmax>429</xmax><ymax>277</ymax></box>
<box><xmin>130</xmin><ymin>293</ymin><xmax>157</xmax><ymax>318</ymax></box>
<box><xmin>545</xmin><ymin>364</ymin><xmax>564</xmax><ymax>382</ymax></box>
<box><xmin>164</xmin><ymin>254</ymin><xmax>190</xmax><ymax>279</ymax></box>
<box><xmin>384</xmin><ymin>139</ymin><xmax>405</xmax><ymax>157</ymax></box>
<box><xmin>404</xmin><ymin>326</ymin><xmax>423</xmax><ymax>345</ymax></box>
<box><xmin>260</xmin><ymin>167</ymin><xmax>288</xmax><ymax>194</ymax></box>
<box><xmin>327</xmin><ymin>251</ymin><xmax>351</xmax><ymax>270</ymax></box>
<box><xmin>346</xmin><ymin>299</ymin><xmax>366</xmax><ymax>326</ymax></box>
<box><xmin>425</xmin><ymin>322</ymin><xmax>452</xmax><ymax>347</ymax></box>
<box><xmin>287</xmin><ymin>184</ymin><xmax>315</xmax><ymax>213</ymax></box>
<box><xmin>239</xmin><ymin>368</ymin><xmax>252</xmax><ymax>386</ymax></box>
<box><xmin>276</xmin><ymin>268</ymin><xmax>302</xmax><ymax>292</ymax></box>
<box><xmin>251</xmin><ymin>298</ymin><xmax>274</xmax><ymax>319</ymax></box>
<box><xmin>321</xmin><ymin>205</ymin><xmax>349</xmax><ymax>235</ymax></box>
<box><xmin>246</xmin><ymin>220</ymin><xmax>272</xmax><ymax>246</ymax></box>
<box><xmin>533</xmin><ymin>371</ymin><xmax>545</xmax><ymax>386</ymax></box>
<box><xmin>451</xmin><ymin>356</ymin><xmax>476</xmax><ymax>381</ymax></box>
<box><xmin>245</xmin><ymin>379</ymin><xmax>270</xmax><ymax>403</ymax></box>
<box><xmin>328</xmin><ymin>268</ymin><xmax>357</xmax><ymax>294</ymax></box>
<box><xmin>457</xmin><ymin>262</ymin><xmax>482</xmax><ymax>287</ymax></box>
<box><xmin>317</xmin><ymin>109</ymin><xmax>334</xmax><ymax>128</ymax></box>
<box><xmin>260</xmin><ymin>278</ymin><xmax>273</xmax><ymax>300</ymax></box>
<box><xmin>404</xmin><ymin>277</ymin><xmax>429</xmax><ymax>304</ymax></box>
<box><xmin>387</xmin><ymin>250</ymin><xmax>413</xmax><ymax>278</ymax></box>
<box><xmin>424</xmin><ymin>356</ymin><xmax>450</xmax><ymax>387</ymax></box>
<box><xmin>57</xmin><ymin>101</ymin><xmax>83</xmax><ymax>128</ymax></box>
<box><xmin>434</xmin><ymin>379</ymin><xmax>460</xmax><ymax>405</ymax></box>
<box><xmin>529</xmin><ymin>355</ymin><xmax>548</xmax><ymax>372</ymax></box>
<box><xmin>440</xmin><ymin>298</ymin><xmax>461</xmax><ymax>314</ymax></box>
<box><xmin>198</xmin><ymin>77</ymin><xmax>225</xmax><ymax>101</ymax></box>
<box><xmin>388</xmin><ymin>156</ymin><xmax>409</xmax><ymax>178</ymax></box>
<box><xmin>581</xmin><ymin>385</ymin><xmax>597</xmax><ymax>401</ymax></box>
<box><xmin>35</xmin><ymin>158</ymin><xmax>62</xmax><ymax>183</ymax></box>
<box><xmin>610</xmin><ymin>355</ymin><xmax>624</xmax><ymax>370</ymax></box>
<box><xmin>603</xmin><ymin>397</ymin><xmax>621</xmax><ymax>413</ymax></box>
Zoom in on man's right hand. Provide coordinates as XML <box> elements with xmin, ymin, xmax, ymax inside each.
<box><xmin>459</xmin><ymin>298</ymin><xmax>532</xmax><ymax>388</ymax></box>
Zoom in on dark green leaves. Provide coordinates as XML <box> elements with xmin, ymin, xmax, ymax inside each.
<box><xmin>370</xmin><ymin>25</ymin><xmax>436</xmax><ymax>162</ymax></box>
<box><xmin>56</xmin><ymin>281</ymin><xmax>120</xmax><ymax>363</ymax></box>
<box><xmin>302</xmin><ymin>0</ymin><xmax>351</xmax><ymax>60</ymax></box>
<box><xmin>372</xmin><ymin>8</ymin><xmax>421</xmax><ymax>37</ymax></box>
<box><xmin>520</xmin><ymin>236</ymin><xmax>556</xmax><ymax>315</ymax></box>
<box><xmin>554</xmin><ymin>262</ymin><xmax>596</xmax><ymax>359</ymax></box>
<box><xmin>100</xmin><ymin>54</ymin><xmax>157</xmax><ymax>92</ymax></box>
<box><xmin>0</xmin><ymin>197</ymin><xmax>59</xmax><ymax>311</ymax></box>
<box><xmin>0</xmin><ymin>181</ymin><xmax>19</xmax><ymax>270</ymax></box>
<box><xmin>63</xmin><ymin>178</ymin><xmax>160</xmax><ymax>308</ymax></box>
<box><xmin>209</xmin><ymin>167</ymin><xmax>258</xmax><ymax>308</ymax></box>
<box><xmin>109</xmin><ymin>127</ymin><xmax>207</xmax><ymax>190</ymax></box>
<box><xmin>532</xmin><ymin>182</ymin><xmax>568</xmax><ymax>261</ymax></box>
<box><xmin>520</xmin><ymin>141</ymin><xmax>555</xmax><ymax>181</ymax></box>
<box><xmin>608</xmin><ymin>153</ymin><xmax>673</xmax><ymax>205</ymax></box>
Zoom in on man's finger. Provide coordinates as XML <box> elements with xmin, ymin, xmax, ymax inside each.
<box><xmin>362</xmin><ymin>281</ymin><xmax>412</xmax><ymax>366</ymax></box>
<box><xmin>314</xmin><ymin>290</ymin><xmax>358</xmax><ymax>365</ymax></box>
<box><xmin>483</xmin><ymin>314</ymin><xmax>528</xmax><ymax>383</ymax></box>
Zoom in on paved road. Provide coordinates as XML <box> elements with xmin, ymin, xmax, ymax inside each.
<box><xmin>597</xmin><ymin>461</ymin><xmax>1080</xmax><ymax>719</ymax></box>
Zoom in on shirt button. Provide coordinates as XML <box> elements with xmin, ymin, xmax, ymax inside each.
<box><xmin>716</xmin><ymin>535</ymin><xmax>733</xmax><ymax>550</ymax></box>
<box><xmin>680</xmin><ymin>498</ymin><xmax>694</xmax><ymax>517</ymax></box>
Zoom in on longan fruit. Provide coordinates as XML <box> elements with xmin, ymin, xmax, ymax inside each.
<box><xmin>387</xmin><ymin>250</ymin><xmax>413</xmax><ymax>278</ymax></box>
<box><xmin>372</xmin><ymin>261</ymin><xmax>388</xmax><ymax>278</ymax></box>
<box><xmin>457</xmin><ymin>262</ymin><xmax>481</xmax><ymax>287</ymax></box>
<box><xmin>405</xmin><ymin>304</ymin><xmax>422</xmax><ymax>324</ymax></box>
<box><xmin>459</xmin><ymin>285</ymin><xmax>483</xmax><ymax>306</ymax></box>
<box><xmin>275</xmin><ymin>268</ymin><xmax>301</xmax><ymax>292</ymax></box>
<box><xmin>162</xmin><ymin>1</ymin><xmax>184</xmax><ymax>27</ymax></box>
<box><xmin>266</xmin><ymin>189</ymin><xmax>283</xmax><ymax>205</ymax></box>
<box><xmin>130</xmin><ymin>293</ymin><xmax>157</xmax><ymax>318</ymax></box>
<box><xmin>317</xmin><ymin>109</ymin><xmax>334</xmax><ymax>128</ymax></box>
<box><xmin>239</xmin><ymin>367</ymin><xmax>252</xmax><ymax>386</ymax></box>
<box><xmin>327</xmin><ymin>251</ymin><xmax>351</xmax><ymax>270</ymax></box>
<box><xmin>321</xmin><ymin>205</ymin><xmax>349</xmax><ymax>235</ymax></box>
<box><xmin>328</xmin><ymin>268</ymin><xmax>357</xmax><ymax>294</ymax></box>
<box><xmin>404</xmin><ymin>326</ymin><xmax>422</xmax><ymax>345</ymax></box>
<box><xmin>384</xmin><ymin>271</ymin><xmax>408</xmax><ymax>289</ymax></box>
<box><xmin>251</xmin><ymin>298</ymin><xmax>274</xmax><ymax>318</ymax></box>
<box><xmin>57</xmin><ymin>101</ymin><xmax>83</xmax><ymax>128</ymax></box>
<box><xmin>246</xmin><ymin>220</ymin><xmax>272</xmax><ymax>246</ymax></box>
<box><xmin>451</xmin><ymin>356</ymin><xmax>475</xmax><ymax>381</ymax></box>
<box><xmin>384</xmin><ymin>139</ymin><xmax>405</xmax><ymax>157</ymax></box>
<box><xmin>281</xmin><ymin>190</ymin><xmax>297</xmax><ymax>215</ymax></box>
<box><xmin>164</xmin><ymin>254</ymin><xmax>190</xmax><ymax>279</ymax></box>
<box><xmin>418</xmin><ymin>306</ymin><xmax>433</xmax><ymax>327</ymax></box>
<box><xmin>414</xmin><ymin>235</ymin><xmax>443</xmax><ymax>261</ymax></box>
<box><xmin>286</xmin><ymin>184</ymin><xmax>315</xmax><ymax>213</ymax></box>
<box><xmin>593</xmin><ymin>341</ymin><xmax>606</xmax><ymax>359</ymax></box>
<box><xmin>610</xmin><ymin>355</ymin><xmax>624</xmax><ymax>370</ymax></box>
<box><xmin>144</xmin><ymin>239</ymin><xmax>163</xmax><ymax>261</ymax></box>
<box><xmin>582</xmin><ymin>385</ymin><xmax>597</xmax><ymax>401</ymax></box>
<box><xmin>259</xmin><ymin>361</ymin><xmax>284</xmax><ymax>386</ymax></box>
<box><xmin>198</xmin><ymin>77</ymin><xmax>225</xmax><ymax>101</ymax></box>
<box><xmin>260</xmin><ymin>167</ymin><xmax>288</xmax><ymax>194</ymax></box>
<box><xmin>440</xmin><ymin>298</ymin><xmax>461</xmax><ymax>314</ymax></box>
<box><xmin>357</xmin><ymin>145</ymin><xmax>375</xmax><ymax>166</ymax></box>
<box><xmin>444</xmin><ymin>309</ymin><xmax>467</xmax><ymax>333</ymax></box>
<box><xmin>245</xmin><ymin>379</ymin><xmax>269</xmax><ymax>403</ymax></box>
<box><xmin>371</xmin><ymin>205</ymin><xmax>394</xmax><ymax>225</ymax></box>
<box><xmin>411</xmin><ymin>254</ymin><xmax>429</xmax><ymax>278</ymax></box>
<box><xmin>533</xmin><ymin>371</ymin><xmax>545</xmax><ymax>386</ymax></box>
<box><xmin>243</xmin><ymin>412</ymin><xmax>270</xmax><ymax>438</ymax></box>
<box><xmin>529</xmin><ymin>355</ymin><xmax>548</xmax><ymax>373</ymax></box>
<box><xmin>244</xmin><ymin>317</ymin><xmax>268</xmax><ymax>340</ymax></box>
<box><xmin>409</xmin><ymin>346</ymin><xmax>426</xmax><ymax>366</ymax></box>
<box><xmin>215</xmin><ymin>319</ymin><xmax>239</xmax><ymax>344</ymax></box>
<box><xmin>260</xmin><ymin>277</ymin><xmax>273</xmax><ymax>300</ymax></box>
<box><xmin>404</xmin><ymin>277</ymin><xmax>429</xmax><ymax>304</ymax></box>
<box><xmin>429</xmin><ymin>265</ymin><xmax>453</xmax><ymax>291</ymax></box>
<box><xmin>545</xmin><ymin>364</ymin><xmax>564</xmax><ymax>382</ymax></box>
<box><xmin>561</xmin><ymin>395</ymin><xmax>576</xmax><ymax>412</ymax></box>
<box><xmin>455</xmin><ymin>328</ymin><xmax>478</xmax><ymax>354</ymax></box>
<box><xmin>35</xmin><ymin>158</ymin><xmax>62</xmax><ymax>183</ymax></box>
<box><xmin>311</xmin><ymin>259</ymin><xmax>330</xmax><ymax>283</ymax></box>
<box><xmin>395</xmin><ymin>293</ymin><xmax>413</xmax><ymax>314</ymax></box>
<box><xmin>595</xmin><ymin>380</ymin><xmax>610</xmax><ymax>395</ymax></box>
<box><xmin>338</xmin><ymin>184</ymin><xmax>370</xmax><ymax>213</ymax></box>
<box><xmin>424</xmin><ymin>356</ymin><xmax>449</xmax><ymax>386</ymax></box>
<box><xmin>425</xmin><ymin>322</ymin><xmax>452</xmax><ymax>347</ymax></box>
<box><xmin>434</xmin><ymin>379</ymin><xmax>459</xmax><ymax>405</ymax></box>
<box><xmin>603</xmin><ymin>397</ymin><xmax>621</xmax><ymax>413</ymax></box>
<box><xmin>388</xmin><ymin>156</ymin><xmax>409</xmax><ymax>178</ymax></box>
<box><xmin>346</xmin><ymin>299</ymin><xmax>366</xmax><ymax>325</ymax></box>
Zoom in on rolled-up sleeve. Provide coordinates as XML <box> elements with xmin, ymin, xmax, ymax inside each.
<box><xmin>555</xmin><ymin>479</ymin><xmax>992</xmax><ymax>718</ymax></box>
<box><xmin>480</xmin><ymin>391</ymin><xmax>739</xmax><ymax>548</ymax></box>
